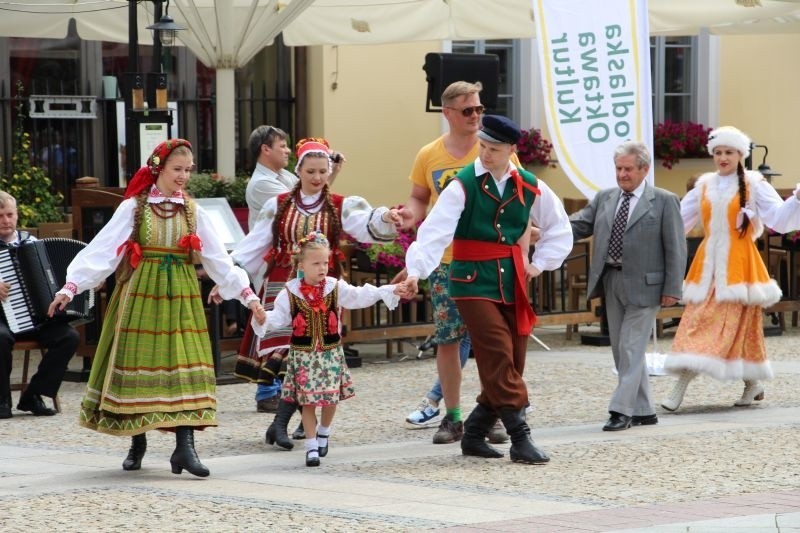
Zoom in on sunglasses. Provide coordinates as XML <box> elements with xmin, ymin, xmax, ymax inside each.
<box><xmin>446</xmin><ymin>105</ymin><xmax>485</xmax><ymax>117</ymax></box>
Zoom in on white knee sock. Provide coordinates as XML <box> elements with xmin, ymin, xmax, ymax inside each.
<box><xmin>317</xmin><ymin>424</ymin><xmax>331</xmax><ymax>448</ymax></box>
<box><xmin>305</xmin><ymin>438</ymin><xmax>319</xmax><ymax>458</ymax></box>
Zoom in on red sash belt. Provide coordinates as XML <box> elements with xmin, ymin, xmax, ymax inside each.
<box><xmin>452</xmin><ymin>239</ymin><xmax>536</xmax><ymax>335</ymax></box>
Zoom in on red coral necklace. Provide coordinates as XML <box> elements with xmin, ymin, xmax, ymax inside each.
<box><xmin>293</xmin><ymin>189</ymin><xmax>325</xmax><ymax>211</ymax></box>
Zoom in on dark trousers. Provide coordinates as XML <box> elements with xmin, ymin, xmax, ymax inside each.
<box><xmin>456</xmin><ymin>300</ymin><xmax>529</xmax><ymax>410</ymax></box>
<box><xmin>0</xmin><ymin>320</ymin><xmax>80</xmax><ymax>399</ymax></box>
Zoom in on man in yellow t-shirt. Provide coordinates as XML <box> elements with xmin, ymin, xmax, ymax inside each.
<box><xmin>396</xmin><ymin>81</ymin><xmax>519</xmax><ymax>445</ymax></box>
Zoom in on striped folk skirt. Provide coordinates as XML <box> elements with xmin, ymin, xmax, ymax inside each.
<box><xmin>79</xmin><ymin>248</ymin><xmax>217</xmax><ymax>436</ymax></box>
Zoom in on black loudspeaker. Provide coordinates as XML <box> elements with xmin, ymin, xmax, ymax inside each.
<box><xmin>423</xmin><ymin>53</ymin><xmax>499</xmax><ymax>112</ymax></box>
<box><xmin>146</xmin><ymin>72</ymin><xmax>168</xmax><ymax>109</ymax></box>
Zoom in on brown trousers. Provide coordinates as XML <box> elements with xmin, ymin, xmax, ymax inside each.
<box><xmin>456</xmin><ymin>300</ymin><xmax>529</xmax><ymax>411</ymax></box>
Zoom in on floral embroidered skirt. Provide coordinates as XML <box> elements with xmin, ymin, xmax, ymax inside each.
<box><xmin>281</xmin><ymin>346</ymin><xmax>354</xmax><ymax>406</ymax></box>
<box><xmin>665</xmin><ymin>287</ymin><xmax>773</xmax><ymax>381</ymax></box>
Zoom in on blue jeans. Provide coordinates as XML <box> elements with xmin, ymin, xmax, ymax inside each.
<box><xmin>426</xmin><ymin>333</ymin><xmax>472</xmax><ymax>404</ymax></box>
<box><xmin>256</xmin><ymin>380</ymin><xmax>282</xmax><ymax>401</ymax></box>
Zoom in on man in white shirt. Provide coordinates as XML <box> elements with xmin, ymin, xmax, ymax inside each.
<box><xmin>245</xmin><ymin>125</ymin><xmax>298</xmax><ymax>231</ymax></box>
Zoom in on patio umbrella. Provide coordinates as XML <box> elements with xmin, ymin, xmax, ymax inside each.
<box><xmin>1</xmin><ymin>0</ymin><xmax>799</xmax><ymax>176</ymax></box>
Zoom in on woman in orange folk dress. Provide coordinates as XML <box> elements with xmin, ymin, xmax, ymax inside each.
<box><xmin>661</xmin><ymin>126</ymin><xmax>800</xmax><ymax>411</ymax></box>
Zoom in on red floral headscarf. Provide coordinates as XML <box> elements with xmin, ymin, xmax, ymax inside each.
<box><xmin>124</xmin><ymin>138</ymin><xmax>193</xmax><ymax>198</ymax></box>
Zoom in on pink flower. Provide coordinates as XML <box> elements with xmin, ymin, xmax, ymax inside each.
<box><xmin>516</xmin><ymin>128</ymin><xmax>553</xmax><ymax>166</ymax></box>
<box><xmin>296</xmin><ymin>367</ymin><xmax>308</xmax><ymax>386</ymax></box>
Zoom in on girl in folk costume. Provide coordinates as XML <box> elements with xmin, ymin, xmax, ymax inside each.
<box><xmin>49</xmin><ymin>139</ymin><xmax>266</xmax><ymax>478</ymax></box>
<box><xmin>661</xmin><ymin>126</ymin><xmax>800</xmax><ymax>411</ymax></box>
<box><xmin>250</xmin><ymin>231</ymin><xmax>403</xmax><ymax>466</ymax></box>
<box><xmin>225</xmin><ymin>137</ymin><xmax>400</xmax><ymax>449</ymax></box>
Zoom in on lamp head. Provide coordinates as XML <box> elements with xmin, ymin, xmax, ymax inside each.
<box><xmin>147</xmin><ymin>14</ymin><xmax>184</xmax><ymax>47</ymax></box>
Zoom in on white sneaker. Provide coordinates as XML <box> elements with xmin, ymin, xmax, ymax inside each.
<box><xmin>405</xmin><ymin>398</ymin><xmax>442</xmax><ymax>429</ymax></box>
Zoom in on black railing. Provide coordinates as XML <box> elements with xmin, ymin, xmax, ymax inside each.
<box><xmin>0</xmin><ymin>79</ymin><xmax>295</xmax><ymax>203</ymax></box>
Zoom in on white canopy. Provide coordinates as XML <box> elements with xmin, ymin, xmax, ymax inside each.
<box><xmin>1</xmin><ymin>0</ymin><xmax>799</xmax><ymax>177</ymax></box>
<box><xmin>282</xmin><ymin>0</ymin><xmax>800</xmax><ymax>45</ymax></box>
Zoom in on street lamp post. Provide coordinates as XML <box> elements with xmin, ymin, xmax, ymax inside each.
<box><xmin>122</xmin><ymin>0</ymin><xmax>183</xmax><ymax>184</ymax></box>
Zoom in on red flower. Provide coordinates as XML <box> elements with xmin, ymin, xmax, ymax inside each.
<box><xmin>516</xmin><ymin>128</ymin><xmax>553</xmax><ymax>166</ymax></box>
<box><xmin>296</xmin><ymin>367</ymin><xmax>308</xmax><ymax>386</ymax></box>
<box><xmin>653</xmin><ymin>121</ymin><xmax>712</xmax><ymax>169</ymax></box>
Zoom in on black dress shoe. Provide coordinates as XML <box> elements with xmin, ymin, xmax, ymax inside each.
<box><xmin>602</xmin><ymin>412</ymin><xmax>631</xmax><ymax>431</ymax></box>
<box><xmin>306</xmin><ymin>449</ymin><xmax>320</xmax><ymax>467</ymax></box>
<box><xmin>17</xmin><ymin>393</ymin><xmax>57</xmax><ymax>416</ymax></box>
<box><xmin>318</xmin><ymin>434</ymin><xmax>329</xmax><ymax>458</ymax></box>
<box><xmin>631</xmin><ymin>414</ymin><xmax>658</xmax><ymax>426</ymax></box>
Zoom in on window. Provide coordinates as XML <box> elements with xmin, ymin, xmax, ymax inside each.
<box><xmin>650</xmin><ymin>36</ymin><xmax>697</xmax><ymax>123</ymax></box>
<box><xmin>452</xmin><ymin>39</ymin><xmax>518</xmax><ymax>121</ymax></box>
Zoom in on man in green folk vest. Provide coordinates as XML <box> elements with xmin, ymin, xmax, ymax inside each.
<box><xmin>404</xmin><ymin>115</ymin><xmax>572</xmax><ymax>464</ymax></box>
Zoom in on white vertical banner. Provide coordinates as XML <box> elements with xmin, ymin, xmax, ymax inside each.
<box><xmin>532</xmin><ymin>0</ymin><xmax>653</xmax><ymax>199</ymax></box>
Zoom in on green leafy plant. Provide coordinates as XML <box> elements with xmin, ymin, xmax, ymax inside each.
<box><xmin>226</xmin><ymin>173</ymin><xmax>249</xmax><ymax>207</ymax></box>
<box><xmin>0</xmin><ymin>82</ymin><xmax>64</xmax><ymax>227</ymax></box>
<box><xmin>187</xmin><ymin>172</ymin><xmax>249</xmax><ymax>207</ymax></box>
<box><xmin>653</xmin><ymin>121</ymin><xmax>713</xmax><ymax>169</ymax></box>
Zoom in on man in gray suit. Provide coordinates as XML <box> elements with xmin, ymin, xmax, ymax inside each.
<box><xmin>570</xmin><ymin>141</ymin><xmax>686</xmax><ymax>431</ymax></box>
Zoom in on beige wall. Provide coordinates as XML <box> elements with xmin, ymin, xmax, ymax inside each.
<box><xmin>717</xmin><ymin>33</ymin><xmax>800</xmax><ymax>192</ymax></box>
<box><xmin>307</xmin><ymin>42</ymin><xmax>442</xmax><ymax>207</ymax></box>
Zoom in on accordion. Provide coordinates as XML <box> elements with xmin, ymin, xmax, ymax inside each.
<box><xmin>0</xmin><ymin>238</ymin><xmax>95</xmax><ymax>334</ymax></box>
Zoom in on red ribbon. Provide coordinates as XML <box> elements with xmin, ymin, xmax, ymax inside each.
<box><xmin>116</xmin><ymin>240</ymin><xmax>142</xmax><ymax>269</ymax></box>
<box><xmin>451</xmin><ymin>239</ymin><xmax>537</xmax><ymax>336</ymax></box>
<box><xmin>299</xmin><ymin>282</ymin><xmax>327</xmax><ymax>313</ymax></box>
<box><xmin>509</xmin><ymin>169</ymin><xmax>541</xmax><ymax>205</ymax></box>
<box><xmin>177</xmin><ymin>234</ymin><xmax>203</xmax><ymax>253</ymax></box>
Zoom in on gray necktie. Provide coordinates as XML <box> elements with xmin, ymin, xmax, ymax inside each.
<box><xmin>607</xmin><ymin>192</ymin><xmax>632</xmax><ymax>263</ymax></box>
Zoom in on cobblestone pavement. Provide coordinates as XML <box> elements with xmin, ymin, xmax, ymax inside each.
<box><xmin>2</xmin><ymin>324</ymin><xmax>800</xmax><ymax>531</ymax></box>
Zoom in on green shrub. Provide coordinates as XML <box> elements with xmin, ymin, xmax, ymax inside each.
<box><xmin>0</xmin><ymin>82</ymin><xmax>64</xmax><ymax>227</ymax></box>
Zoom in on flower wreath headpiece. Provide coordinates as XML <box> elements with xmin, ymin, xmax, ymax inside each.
<box><xmin>292</xmin><ymin>230</ymin><xmax>330</xmax><ymax>255</ymax></box>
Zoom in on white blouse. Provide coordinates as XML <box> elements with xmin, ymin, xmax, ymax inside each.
<box><xmin>406</xmin><ymin>159</ymin><xmax>573</xmax><ymax>279</ymax></box>
<box><xmin>681</xmin><ymin>171</ymin><xmax>800</xmax><ymax>235</ymax></box>
<box><xmin>250</xmin><ymin>276</ymin><xmax>399</xmax><ymax>338</ymax></box>
<box><xmin>62</xmin><ymin>195</ymin><xmax>256</xmax><ymax>304</ymax></box>
<box><xmin>232</xmin><ymin>192</ymin><xmax>397</xmax><ymax>278</ymax></box>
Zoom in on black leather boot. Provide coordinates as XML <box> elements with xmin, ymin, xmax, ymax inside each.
<box><xmin>0</xmin><ymin>394</ymin><xmax>12</xmax><ymax>419</ymax></box>
<box><xmin>499</xmin><ymin>408</ymin><xmax>550</xmax><ymax>465</ymax></box>
<box><xmin>461</xmin><ymin>403</ymin><xmax>504</xmax><ymax>458</ymax></box>
<box><xmin>170</xmin><ymin>427</ymin><xmax>210</xmax><ymax>477</ymax></box>
<box><xmin>291</xmin><ymin>405</ymin><xmax>305</xmax><ymax>439</ymax></box>
<box><xmin>265</xmin><ymin>400</ymin><xmax>295</xmax><ymax>450</ymax></box>
<box><xmin>122</xmin><ymin>433</ymin><xmax>147</xmax><ymax>471</ymax></box>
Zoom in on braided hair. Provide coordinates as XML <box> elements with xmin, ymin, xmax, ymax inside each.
<box><xmin>736</xmin><ymin>161</ymin><xmax>750</xmax><ymax>238</ymax></box>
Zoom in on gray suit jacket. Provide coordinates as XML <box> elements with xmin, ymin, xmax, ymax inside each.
<box><xmin>570</xmin><ymin>183</ymin><xmax>686</xmax><ymax>307</ymax></box>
